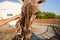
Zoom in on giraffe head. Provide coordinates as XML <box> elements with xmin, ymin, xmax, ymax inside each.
<box><xmin>19</xmin><ymin>0</ymin><xmax>45</xmax><ymax>6</ymax></box>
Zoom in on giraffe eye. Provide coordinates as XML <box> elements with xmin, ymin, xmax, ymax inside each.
<box><xmin>38</xmin><ymin>0</ymin><xmax>45</xmax><ymax>4</ymax></box>
<box><xmin>22</xmin><ymin>0</ymin><xmax>24</xmax><ymax>2</ymax></box>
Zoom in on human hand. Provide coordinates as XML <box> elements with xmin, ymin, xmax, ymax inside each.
<box><xmin>12</xmin><ymin>14</ymin><xmax>22</xmax><ymax>20</ymax></box>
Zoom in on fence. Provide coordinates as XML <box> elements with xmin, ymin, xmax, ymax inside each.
<box><xmin>34</xmin><ymin>19</ymin><xmax>60</xmax><ymax>26</ymax></box>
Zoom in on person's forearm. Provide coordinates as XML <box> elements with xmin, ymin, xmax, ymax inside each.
<box><xmin>0</xmin><ymin>17</ymin><xmax>14</xmax><ymax>26</ymax></box>
<box><xmin>0</xmin><ymin>14</ymin><xmax>22</xmax><ymax>26</ymax></box>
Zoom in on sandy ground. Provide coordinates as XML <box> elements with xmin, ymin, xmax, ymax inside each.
<box><xmin>0</xmin><ymin>23</ymin><xmax>56</xmax><ymax>40</ymax></box>
<box><xmin>0</xmin><ymin>25</ymin><xmax>16</xmax><ymax>40</ymax></box>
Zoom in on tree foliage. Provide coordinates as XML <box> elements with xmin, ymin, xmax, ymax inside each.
<box><xmin>56</xmin><ymin>15</ymin><xmax>60</xmax><ymax>19</ymax></box>
<box><xmin>36</xmin><ymin>11</ymin><xmax>57</xmax><ymax>19</ymax></box>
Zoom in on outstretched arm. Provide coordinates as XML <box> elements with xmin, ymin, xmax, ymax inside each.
<box><xmin>0</xmin><ymin>15</ymin><xmax>22</xmax><ymax>26</ymax></box>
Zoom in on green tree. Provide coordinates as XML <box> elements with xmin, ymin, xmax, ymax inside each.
<box><xmin>36</xmin><ymin>11</ymin><xmax>42</xmax><ymax>19</ymax></box>
<box><xmin>44</xmin><ymin>12</ymin><xmax>56</xmax><ymax>19</ymax></box>
<box><xmin>56</xmin><ymin>15</ymin><xmax>60</xmax><ymax>19</ymax></box>
<box><xmin>36</xmin><ymin>11</ymin><xmax>56</xmax><ymax>19</ymax></box>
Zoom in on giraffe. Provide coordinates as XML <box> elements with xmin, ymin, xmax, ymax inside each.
<box><xmin>16</xmin><ymin>0</ymin><xmax>45</xmax><ymax>40</ymax></box>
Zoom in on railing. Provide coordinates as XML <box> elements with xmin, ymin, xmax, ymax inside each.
<box><xmin>34</xmin><ymin>19</ymin><xmax>60</xmax><ymax>26</ymax></box>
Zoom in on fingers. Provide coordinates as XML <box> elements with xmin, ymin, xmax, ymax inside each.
<box><xmin>16</xmin><ymin>14</ymin><xmax>22</xmax><ymax>20</ymax></box>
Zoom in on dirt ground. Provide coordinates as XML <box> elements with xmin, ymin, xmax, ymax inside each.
<box><xmin>0</xmin><ymin>25</ymin><xmax>16</xmax><ymax>40</ymax></box>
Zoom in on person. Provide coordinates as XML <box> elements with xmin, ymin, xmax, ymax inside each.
<box><xmin>0</xmin><ymin>1</ymin><xmax>23</xmax><ymax>27</ymax></box>
<box><xmin>0</xmin><ymin>15</ymin><xmax>22</xmax><ymax>26</ymax></box>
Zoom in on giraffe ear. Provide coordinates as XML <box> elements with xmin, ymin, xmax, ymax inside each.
<box><xmin>37</xmin><ymin>0</ymin><xmax>45</xmax><ymax>5</ymax></box>
<box><xmin>18</xmin><ymin>0</ymin><xmax>24</xmax><ymax>4</ymax></box>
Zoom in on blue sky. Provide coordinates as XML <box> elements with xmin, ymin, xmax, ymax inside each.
<box><xmin>39</xmin><ymin>0</ymin><xmax>60</xmax><ymax>15</ymax></box>
<box><xmin>0</xmin><ymin>0</ymin><xmax>60</xmax><ymax>15</ymax></box>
